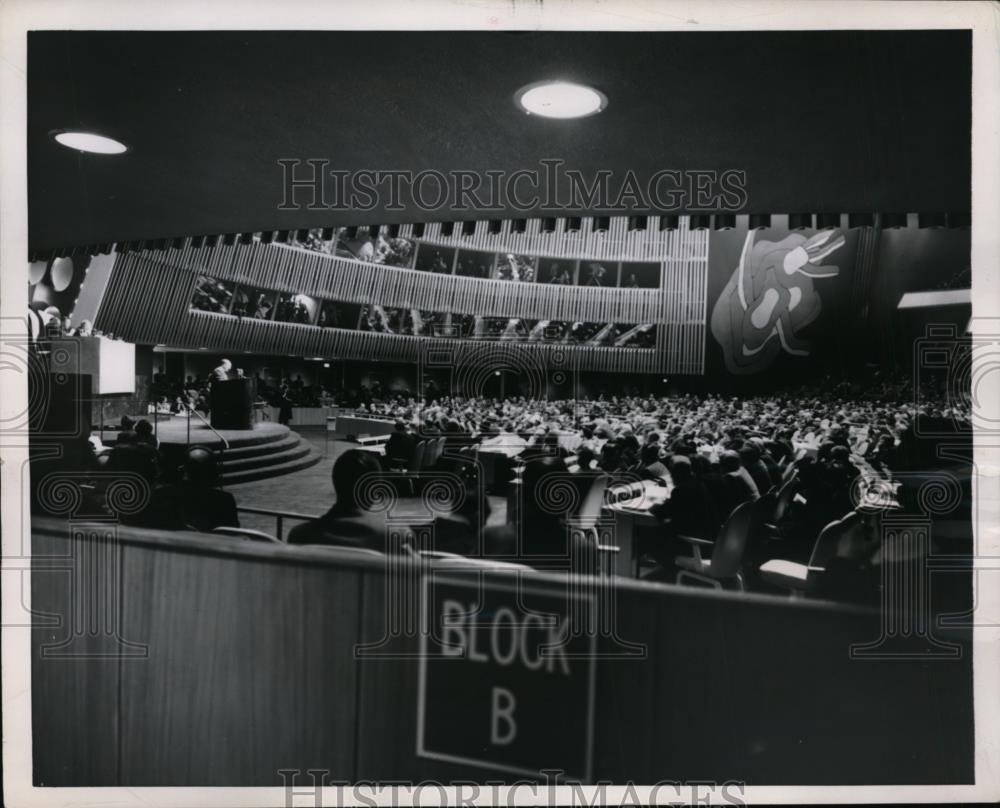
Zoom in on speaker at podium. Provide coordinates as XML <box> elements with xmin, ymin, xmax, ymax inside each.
<box><xmin>210</xmin><ymin>378</ymin><xmax>254</xmax><ymax>430</ymax></box>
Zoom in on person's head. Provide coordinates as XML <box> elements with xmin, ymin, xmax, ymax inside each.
<box><xmin>670</xmin><ymin>454</ymin><xmax>693</xmax><ymax>480</ymax></box>
<box><xmin>830</xmin><ymin>444</ymin><xmax>851</xmax><ymax>464</ymax></box>
<box><xmin>690</xmin><ymin>453</ymin><xmax>711</xmax><ymax>476</ymax></box>
<box><xmin>394</xmin><ymin>420</ymin><xmax>407</xmax><ymax>433</ymax></box>
<box><xmin>738</xmin><ymin>444</ymin><xmax>761</xmax><ymax>465</ymax></box>
<box><xmin>183</xmin><ymin>446</ymin><xmax>220</xmax><ymax>487</ymax></box>
<box><xmin>331</xmin><ymin>449</ymin><xmax>382</xmax><ymax>509</ymax></box>
<box><xmin>120</xmin><ymin>415</ymin><xmax>134</xmax><ymax>430</ymax></box>
<box><xmin>599</xmin><ymin>440</ymin><xmax>622</xmax><ymax>466</ymax></box>
<box><xmin>576</xmin><ymin>446</ymin><xmax>596</xmax><ymax>470</ymax></box>
<box><xmin>640</xmin><ymin>443</ymin><xmax>661</xmax><ymax>466</ymax></box>
<box><xmin>220</xmin><ymin>359</ymin><xmax>232</xmax><ymax>371</ymax></box>
<box><xmin>719</xmin><ymin>450</ymin><xmax>742</xmax><ymax>473</ymax></box>
<box><xmin>135</xmin><ymin>419</ymin><xmax>153</xmax><ymax>440</ymax></box>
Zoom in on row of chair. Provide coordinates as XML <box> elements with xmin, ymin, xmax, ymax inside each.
<box><xmin>669</xmin><ymin>468</ymin><xmax>872</xmax><ymax>599</ymax></box>
<box><xmin>673</xmin><ymin>472</ymin><xmax>800</xmax><ymax>591</ymax></box>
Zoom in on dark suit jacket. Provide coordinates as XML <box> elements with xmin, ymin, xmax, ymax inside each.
<box><xmin>123</xmin><ymin>483</ymin><xmax>238</xmax><ymax>532</ymax></box>
<box><xmin>641</xmin><ymin>460</ymin><xmax>671</xmax><ymax>481</ymax></box>
<box><xmin>652</xmin><ymin>476</ymin><xmax>718</xmax><ymax>540</ymax></box>
<box><xmin>384</xmin><ymin>432</ymin><xmax>417</xmax><ymax>467</ymax></box>
<box><xmin>744</xmin><ymin>460</ymin><xmax>774</xmax><ymax>496</ymax></box>
<box><xmin>286</xmin><ymin>505</ymin><xmax>387</xmax><ymax>551</ymax></box>
<box><xmin>719</xmin><ymin>469</ymin><xmax>760</xmax><ymax>522</ymax></box>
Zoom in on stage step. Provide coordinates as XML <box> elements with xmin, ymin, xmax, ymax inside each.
<box><xmin>98</xmin><ymin>421</ymin><xmax>323</xmax><ymax>485</ymax></box>
<box><xmin>221</xmin><ymin>443</ymin><xmax>323</xmax><ymax>485</ymax></box>
<box><xmin>220</xmin><ymin>440</ymin><xmax>313</xmax><ymax>473</ymax></box>
<box><xmin>219</xmin><ymin>433</ymin><xmax>304</xmax><ymax>461</ymax></box>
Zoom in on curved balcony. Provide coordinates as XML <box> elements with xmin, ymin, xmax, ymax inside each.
<box><xmin>94</xmin><ymin>239</ymin><xmax>708</xmax><ymax>374</ymax></box>
<box><xmin>169</xmin><ymin>241</ymin><xmax>681</xmax><ymax>324</ymax></box>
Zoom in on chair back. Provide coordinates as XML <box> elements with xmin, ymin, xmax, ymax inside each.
<box><xmin>807</xmin><ymin>512</ymin><xmax>859</xmax><ymax>569</ymax></box>
<box><xmin>708</xmin><ymin>499</ymin><xmax>755</xmax><ymax>578</ymax></box>
<box><xmin>771</xmin><ymin>471</ymin><xmax>798</xmax><ymax>523</ymax></box>
<box><xmin>411</xmin><ymin>440</ymin><xmax>428</xmax><ymax>471</ymax></box>
<box><xmin>308</xmin><ymin>544</ymin><xmax>385</xmax><ymax>559</ymax></box>
<box><xmin>212</xmin><ymin>526</ymin><xmax>281</xmax><ymax>543</ymax></box>
<box><xmin>423</xmin><ymin>438</ymin><xmax>437</xmax><ymax>468</ymax></box>
<box><xmin>576</xmin><ymin>473</ymin><xmax>609</xmax><ymax>528</ymax></box>
<box><xmin>753</xmin><ymin>491</ymin><xmax>777</xmax><ymax>526</ymax></box>
<box><xmin>433</xmin><ymin>436</ymin><xmax>446</xmax><ymax>465</ymax></box>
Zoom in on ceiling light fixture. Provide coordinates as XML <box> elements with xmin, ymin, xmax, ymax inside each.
<box><xmin>515</xmin><ymin>80</ymin><xmax>607</xmax><ymax>119</ymax></box>
<box><xmin>52</xmin><ymin>131</ymin><xmax>128</xmax><ymax>155</ymax></box>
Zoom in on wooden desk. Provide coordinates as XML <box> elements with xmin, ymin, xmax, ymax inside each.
<box><xmin>334</xmin><ymin>415</ymin><xmax>397</xmax><ymax>440</ymax></box>
<box><xmin>602</xmin><ymin>480</ymin><xmax>670</xmax><ymax>578</ymax></box>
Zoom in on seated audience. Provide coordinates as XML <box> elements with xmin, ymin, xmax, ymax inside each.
<box><xmin>287</xmin><ymin>450</ymin><xmax>386</xmax><ymax>548</ymax></box>
<box><xmin>134</xmin><ymin>418</ymin><xmax>158</xmax><ymax>448</ymax></box>
<box><xmin>154</xmin><ymin>447</ymin><xmax>240</xmax><ymax>532</ymax></box>
<box><xmin>718</xmin><ymin>450</ymin><xmax>760</xmax><ymax>520</ymax></box>
<box><xmin>638</xmin><ymin>443</ymin><xmax>671</xmax><ymax>481</ymax></box>
<box><xmin>384</xmin><ymin>420</ymin><xmax>416</xmax><ymax>469</ymax></box>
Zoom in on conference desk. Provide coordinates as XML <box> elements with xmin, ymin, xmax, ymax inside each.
<box><xmin>254</xmin><ymin>407</ymin><xmax>398</xmax><ymax>437</ymax></box>
<box><xmin>330</xmin><ymin>414</ymin><xmax>397</xmax><ymax>440</ymax></box>
<box><xmin>260</xmin><ymin>405</ymin><xmax>336</xmax><ymax>426</ymax></box>
<box><xmin>505</xmin><ymin>476</ymin><xmax>671</xmax><ymax>578</ymax></box>
<box><xmin>602</xmin><ymin>479</ymin><xmax>671</xmax><ymax>578</ymax></box>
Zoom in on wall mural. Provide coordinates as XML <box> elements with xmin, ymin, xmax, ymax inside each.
<box><xmin>709</xmin><ymin>230</ymin><xmax>846</xmax><ymax>374</ymax></box>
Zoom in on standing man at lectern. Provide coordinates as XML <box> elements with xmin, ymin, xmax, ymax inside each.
<box><xmin>212</xmin><ymin>358</ymin><xmax>234</xmax><ymax>382</ymax></box>
<box><xmin>210</xmin><ymin>359</ymin><xmax>252</xmax><ymax>429</ymax></box>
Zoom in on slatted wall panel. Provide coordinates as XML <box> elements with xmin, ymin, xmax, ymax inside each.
<box><xmin>93</xmin><ymin>252</ymin><xmax>199</xmax><ymax>346</ymax></box>
<box><xmin>656</xmin><ymin>219</ymin><xmax>709</xmax><ymax>374</ymax></box>
<box><xmin>398</xmin><ymin>215</ymin><xmax>676</xmax><ymax>262</ymax></box>
<box><xmin>94</xmin><ymin>219</ymin><xmax>710</xmax><ymax>375</ymax></box>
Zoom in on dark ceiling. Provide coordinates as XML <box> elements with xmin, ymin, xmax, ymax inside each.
<box><xmin>28</xmin><ymin>29</ymin><xmax>970</xmax><ymax>252</ymax></box>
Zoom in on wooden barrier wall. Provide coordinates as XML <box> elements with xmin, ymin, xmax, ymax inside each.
<box><xmin>31</xmin><ymin>517</ymin><xmax>973</xmax><ymax>787</ymax></box>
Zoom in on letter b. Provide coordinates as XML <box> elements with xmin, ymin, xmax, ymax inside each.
<box><xmin>490</xmin><ymin>686</ymin><xmax>517</xmax><ymax>746</ymax></box>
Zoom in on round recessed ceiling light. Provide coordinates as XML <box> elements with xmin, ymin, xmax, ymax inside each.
<box><xmin>515</xmin><ymin>80</ymin><xmax>607</xmax><ymax>119</ymax></box>
<box><xmin>52</xmin><ymin>131</ymin><xmax>128</xmax><ymax>155</ymax></box>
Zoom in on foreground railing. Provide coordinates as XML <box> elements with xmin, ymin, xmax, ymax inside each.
<box><xmin>236</xmin><ymin>505</ymin><xmax>318</xmax><ymax>540</ymax></box>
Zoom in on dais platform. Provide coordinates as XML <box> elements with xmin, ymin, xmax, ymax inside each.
<box><xmin>100</xmin><ymin>419</ymin><xmax>322</xmax><ymax>485</ymax></box>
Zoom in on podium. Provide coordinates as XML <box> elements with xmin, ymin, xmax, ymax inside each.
<box><xmin>211</xmin><ymin>379</ymin><xmax>253</xmax><ymax>430</ymax></box>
